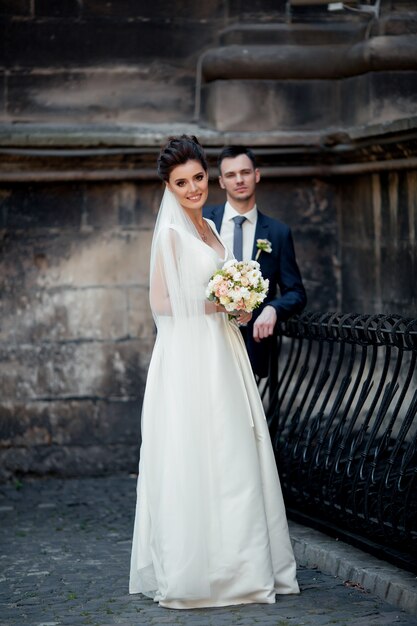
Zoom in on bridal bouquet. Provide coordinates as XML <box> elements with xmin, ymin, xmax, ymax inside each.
<box><xmin>206</xmin><ymin>259</ymin><xmax>269</xmax><ymax>313</ymax></box>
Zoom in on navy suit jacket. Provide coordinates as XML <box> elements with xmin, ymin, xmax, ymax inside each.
<box><xmin>204</xmin><ymin>204</ymin><xmax>307</xmax><ymax>377</ymax></box>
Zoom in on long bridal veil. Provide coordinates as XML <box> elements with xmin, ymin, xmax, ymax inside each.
<box><xmin>149</xmin><ymin>187</ymin><xmax>205</xmax><ymax>319</ymax></box>
<box><xmin>130</xmin><ymin>188</ymin><xmax>217</xmax><ymax>599</ymax></box>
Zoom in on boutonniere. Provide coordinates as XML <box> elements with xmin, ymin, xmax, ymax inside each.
<box><xmin>255</xmin><ymin>238</ymin><xmax>272</xmax><ymax>261</ymax></box>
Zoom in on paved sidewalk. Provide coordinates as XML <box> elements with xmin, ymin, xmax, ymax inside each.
<box><xmin>0</xmin><ymin>474</ymin><xmax>416</xmax><ymax>626</ymax></box>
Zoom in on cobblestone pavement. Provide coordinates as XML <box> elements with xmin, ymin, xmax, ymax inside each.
<box><xmin>1</xmin><ymin>475</ymin><xmax>416</xmax><ymax>626</ymax></box>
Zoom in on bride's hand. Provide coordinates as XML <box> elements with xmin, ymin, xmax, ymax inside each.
<box><xmin>214</xmin><ymin>303</ymin><xmax>232</xmax><ymax>315</ymax></box>
<box><xmin>236</xmin><ymin>311</ymin><xmax>252</xmax><ymax>325</ymax></box>
<box><xmin>215</xmin><ymin>304</ymin><xmax>252</xmax><ymax>325</ymax></box>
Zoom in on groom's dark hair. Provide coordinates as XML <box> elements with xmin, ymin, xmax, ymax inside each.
<box><xmin>217</xmin><ymin>146</ymin><xmax>257</xmax><ymax>172</ymax></box>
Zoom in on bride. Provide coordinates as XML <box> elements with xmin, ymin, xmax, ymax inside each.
<box><xmin>129</xmin><ymin>135</ymin><xmax>299</xmax><ymax>609</ymax></box>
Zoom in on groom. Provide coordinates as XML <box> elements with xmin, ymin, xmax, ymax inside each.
<box><xmin>204</xmin><ymin>146</ymin><xmax>307</xmax><ymax>378</ymax></box>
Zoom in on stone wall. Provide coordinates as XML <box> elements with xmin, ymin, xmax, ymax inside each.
<box><xmin>0</xmin><ymin>0</ymin><xmax>288</xmax><ymax>125</ymax></box>
<box><xmin>0</xmin><ymin>179</ymin><xmax>160</xmax><ymax>479</ymax></box>
<box><xmin>0</xmin><ymin>0</ymin><xmax>416</xmax><ymax>479</ymax></box>
<box><xmin>338</xmin><ymin>170</ymin><xmax>417</xmax><ymax>315</ymax></box>
<box><xmin>0</xmin><ymin>171</ymin><xmax>338</xmax><ymax>480</ymax></box>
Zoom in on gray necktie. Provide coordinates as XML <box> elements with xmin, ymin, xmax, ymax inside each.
<box><xmin>232</xmin><ymin>216</ymin><xmax>247</xmax><ymax>261</ymax></box>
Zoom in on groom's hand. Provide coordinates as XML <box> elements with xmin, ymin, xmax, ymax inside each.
<box><xmin>253</xmin><ymin>305</ymin><xmax>277</xmax><ymax>342</ymax></box>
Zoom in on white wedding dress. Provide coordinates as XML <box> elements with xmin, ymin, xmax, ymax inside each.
<box><xmin>129</xmin><ymin>196</ymin><xmax>299</xmax><ymax>609</ymax></box>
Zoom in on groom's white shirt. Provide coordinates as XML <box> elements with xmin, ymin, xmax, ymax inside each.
<box><xmin>220</xmin><ymin>201</ymin><xmax>258</xmax><ymax>262</ymax></box>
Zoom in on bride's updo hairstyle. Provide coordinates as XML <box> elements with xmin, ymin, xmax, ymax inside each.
<box><xmin>157</xmin><ymin>135</ymin><xmax>208</xmax><ymax>182</ymax></box>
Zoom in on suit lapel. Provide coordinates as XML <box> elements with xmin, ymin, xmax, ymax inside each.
<box><xmin>251</xmin><ymin>211</ymin><xmax>269</xmax><ymax>260</ymax></box>
<box><xmin>207</xmin><ymin>205</ymin><xmax>224</xmax><ymax>234</ymax></box>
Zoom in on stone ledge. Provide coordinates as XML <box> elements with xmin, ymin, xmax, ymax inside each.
<box><xmin>0</xmin><ymin>116</ymin><xmax>417</xmax><ymax>148</ymax></box>
<box><xmin>289</xmin><ymin>520</ymin><xmax>417</xmax><ymax>616</ymax></box>
<box><xmin>0</xmin><ymin>119</ymin><xmax>416</xmax><ymax>182</ymax></box>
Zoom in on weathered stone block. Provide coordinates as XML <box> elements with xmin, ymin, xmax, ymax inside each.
<box><xmin>6</xmin><ymin>69</ymin><xmax>194</xmax><ymax>123</ymax></box>
<box><xmin>380</xmin><ymin>10</ymin><xmax>417</xmax><ymax>35</ymax></box>
<box><xmin>35</xmin><ymin>0</ymin><xmax>81</xmax><ymax>17</ymax></box>
<box><xmin>337</xmin><ymin>168</ymin><xmax>417</xmax><ymax>315</ymax></box>
<box><xmin>0</xmin><ymin>231</ymin><xmax>153</xmax><ymax>332</ymax></box>
<box><xmin>0</xmin><ymin>229</ymin><xmax>151</xmax><ymax>293</ymax></box>
<box><xmin>48</xmin><ymin>398</ymin><xmax>141</xmax><ymax>446</ymax></box>
<box><xmin>379</xmin><ymin>170</ymin><xmax>417</xmax><ymax>244</ymax></box>
<box><xmin>82</xmin><ymin>0</ymin><xmax>226</xmax><ymax>20</ymax></box>
<box><xmin>0</xmin><ymin>287</ymin><xmax>129</xmax><ymax>343</ymax></box>
<box><xmin>4</xmin><ymin>19</ymin><xmax>216</xmax><ymax>68</ymax></box>
<box><xmin>0</xmin><ymin>230</ymin><xmax>66</xmax><ymax>295</ymax></box>
<box><xmin>340</xmin><ymin>73</ymin><xmax>371</xmax><ymax>127</ymax></box>
<box><xmin>45</xmin><ymin>230</ymin><xmax>152</xmax><ymax>288</ymax></box>
<box><xmin>228</xmin><ymin>0</ymin><xmax>286</xmax><ymax>18</ymax></box>
<box><xmin>341</xmin><ymin>244</ymin><xmax>380</xmax><ymax>313</ymax></box>
<box><xmin>295</xmin><ymin>230</ymin><xmax>339</xmax><ymax>311</ymax></box>
<box><xmin>94</xmin><ymin>399</ymin><xmax>142</xmax><ymax>446</ymax></box>
<box><xmin>1</xmin><ymin>183</ymin><xmax>83</xmax><ymax>229</ymax></box>
<box><xmin>369</xmin><ymin>71</ymin><xmax>417</xmax><ymax>125</ymax></box>
<box><xmin>0</xmin><ymin>339</ymin><xmax>152</xmax><ymax>401</ymax></box>
<box><xmin>202</xmin><ymin>79</ymin><xmax>338</xmax><ymax>132</ymax></box>
<box><xmin>257</xmin><ymin>178</ymin><xmax>336</xmax><ymax>231</ymax></box>
<box><xmin>381</xmin><ymin>243</ymin><xmax>416</xmax><ymax>310</ymax></box>
<box><xmin>0</xmin><ymin>402</ymin><xmax>52</xmax><ymax>447</ymax></box>
<box><xmin>0</xmin><ymin>0</ymin><xmax>32</xmax><ymax>16</ymax></box>
<box><xmin>42</xmin><ymin>287</ymin><xmax>129</xmax><ymax>341</ymax></box>
<box><xmin>0</xmin><ymin>398</ymin><xmax>141</xmax><ymax>451</ymax></box>
<box><xmin>338</xmin><ymin>177</ymin><xmax>375</xmax><ymax>245</ymax></box>
<box><xmin>127</xmin><ymin>287</ymin><xmax>155</xmax><ymax>340</ymax></box>
<box><xmin>84</xmin><ymin>182</ymin><xmax>160</xmax><ymax>231</ymax></box>
<box><xmin>0</xmin><ymin>443</ymin><xmax>139</xmax><ymax>480</ymax></box>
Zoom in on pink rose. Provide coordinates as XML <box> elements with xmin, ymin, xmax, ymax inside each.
<box><xmin>216</xmin><ymin>283</ymin><xmax>229</xmax><ymax>297</ymax></box>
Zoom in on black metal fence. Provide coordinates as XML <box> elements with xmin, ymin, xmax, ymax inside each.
<box><xmin>266</xmin><ymin>312</ymin><xmax>417</xmax><ymax>573</ymax></box>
